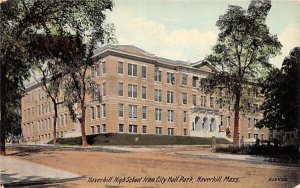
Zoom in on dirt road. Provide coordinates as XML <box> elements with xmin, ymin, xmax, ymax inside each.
<box><xmin>8</xmin><ymin>146</ymin><xmax>300</xmax><ymax>188</ymax></box>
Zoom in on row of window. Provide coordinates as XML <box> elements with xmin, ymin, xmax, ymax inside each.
<box><xmin>90</xmin><ymin>104</ymin><xmax>106</xmax><ymax>119</ymax></box>
<box><xmin>91</xmin><ymin>62</ymin><xmax>106</xmax><ymax>77</ymax></box>
<box><xmin>90</xmin><ymin>124</ymin><xmax>185</xmax><ymax>136</ymax></box>
<box><xmin>248</xmin><ymin>133</ymin><xmax>264</xmax><ymax>140</ymax></box>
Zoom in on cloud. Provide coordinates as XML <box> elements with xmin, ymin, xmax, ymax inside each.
<box><xmin>106</xmin><ymin>6</ymin><xmax>217</xmax><ymax>63</ymax></box>
<box><xmin>270</xmin><ymin>24</ymin><xmax>300</xmax><ymax>68</ymax></box>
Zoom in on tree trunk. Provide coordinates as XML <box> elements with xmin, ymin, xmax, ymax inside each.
<box><xmin>233</xmin><ymin>92</ymin><xmax>241</xmax><ymax>146</ymax></box>
<box><xmin>53</xmin><ymin>101</ymin><xmax>58</xmax><ymax>145</ymax></box>
<box><xmin>80</xmin><ymin>105</ymin><xmax>88</xmax><ymax>147</ymax></box>
<box><xmin>0</xmin><ymin>76</ymin><xmax>6</xmax><ymax>155</ymax></box>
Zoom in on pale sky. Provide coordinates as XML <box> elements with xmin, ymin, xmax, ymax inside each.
<box><xmin>106</xmin><ymin>0</ymin><xmax>300</xmax><ymax>68</ymax></box>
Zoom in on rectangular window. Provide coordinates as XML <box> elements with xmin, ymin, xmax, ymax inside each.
<box><xmin>97</xmin><ymin>105</ymin><xmax>101</xmax><ymax>118</ymax></box>
<box><xmin>118</xmin><ymin>61</ymin><xmax>123</xmax><ymax>74</ymax></box>
<box><xmin>142</xmin><ymin>125</ymin><xmax>147</xmax><ymax>133</ymax></box>
<box><xmin>96</xmin><ymin>64</ymin><xmax>100</xmax><ymax>76</ymax></box>
<box><xmin>91</xmin><ymin>126</ymin><xmax>95</xmax><ymax>134</ymax></box>
<box><xmin>210</xmin><ymin>96</ymin><xmax>215</xmax><ymax>108</ymax></box>
<box><xmin>167</xmin><ymin>72</ymin><xmax>174</xmax><ymax>84</ymax></box>
<box><xmin>155</xmin><ymin>127</ymin><xmax>162</xmax><ymax>135</ymax></box>
<box><xmin>128</xmin><ymin>105</ymin><xmax>137</xmax><ymax>119</ymax></box>
<box><xmin>220</xmin><ymin>115</ymin><xmax>223</xmax><ymax>126</ymax></box>
<box><xmin>102</xmin><ymin>83</ymin><xmax>106</xmax><ymax>96</ymax></box>
<box><xmin>142</xmin><ymin>106</ymin><xmax>147</xmax><ymax>119</ymax></box>
<box><xmin>201</xmin><ymin>96</ymin><xmax>206</xmax><ymax>107</ymax></box>
<box><xmin>192</xmin><ymin>95</ymin><xmax>197</xmax><ymax>105</ymax></box>
<box><xmin>182</xmin><ymin>93</ymin><xmax>187</xmax><ymax>104</ymax></box>
<box><xmin>167</xmin><ymin>91</ymin><xmax>174</xmax><ymax>103</ymax></box>
<box><xmin>192</xmin><ymin>76</ymin><xmax>198</xmax><ymax>87</ymax></box>
<box><xmin>248</xmin><ymin>118</ymin><xmax>251</xmax><ymax>128</ymax></box>
<box><xmin>183</xmin><ymin>128</ymin><xmax>187</xmax><ymax>136</ymax></box>
<box><xmin>253</xmin><ymin>104</ymin><xmax>259</xmax><ymax>113</ymax></box>
<box><xmin>227</xmin><ymin>117</ymin><xmax>231</xmax><ymax>127</ymax></box>
<box><xmin>248</xmin><ymin>133</ymin><xmax>251</xmax><ymax>139</ymax></box>
<box><xmin>253</xmin><ymin>118</ymin><xmax>258</xmax><ymax>126</ymax></box>
<box><xmin>102</xmin><ymin>124</ymin><xmax>106</xmax><ymax>132</ymax></box>
<box><xmin>182</xmin><ymin>74</ymin><xmax>188</xmax><ymax>85</ymax></box>
<box><xmin>119</xmin><ymin>104</ymin><xmax>124</xmax><ymax>117</ymax></box>
<box><xmin>142</xmin><ymin>86</ymin><xmax>147</xmax><ymax>99</ymax></box>
<box><xmin>91</xmin><ymin>107</ymin><xmax>95</xmax><ymax>120</ymax></box>
<box><xmin>118</xmin><ymin>83</ymin><xmax>123</xmax><ymax>96</ymax></box>
<box><xmin>261</xmin><ymin>134</ymin><xmax>264</xmax><ymax>140</ymax></box>
<box><xmin>219</xmin><ymin>98</ymin><xmax>223</xmax><ymax>108</ymax></box>
<box><xmin>155</xmin><ymin>89</ymin><xmax>162</xmax><ymax>102</ymax></box>
<box><xmin>128</xmin><ymin>63</ymin><xmax>137</xmax><ymax>77</ymax></box>
<box><xmin>183</xmin><ymin>111</ymin><xmax>187</xmax><ymax>123</ymax></box>
<box><xmin>102</xmin><ymin>62</ymin><xmax>106</xmax><ymax>74</ymax></box>
<box><xmin>154</xmin><ymin>69</ymin><xmax>162</xmax><ymax>82</ymax></box>
<box><xmin>129</xmin><ymin>125</ymin><xmax>137</xmax><ymax>133</ymax></box>
<box><xmin>102</xmin><ymin>104</ymin><xmax>106</xmax><ymax>117</ymax></box>
<box><xmin>91</xmin><ymin>66</ymin><xmax>95</xmax><ymax>78</ymax></box>
<box><xmin>93</xmin><ymin>84</ymin><xmax>99</xmax><ymax>101</ymax></box>
<box><xmin>167</xmin><ymin>110</ymin><xmax>174</xmax><ymax>122</ymax></box>
<box><xmin>119</xmin><ymin>124</ymin><xmax>124</xmax><ymax>133</ymax></box>
<box><xmin>155</xmin><ymin>108</ymin><xmax>162</xmax><ymax>121</ymax></box>
<box><xmin>142</xmin><ymin>66</ymin><xmax>147</xmax><ymax>78</ymax></box>
<box><xmin>97</xmin><ymin>125</ymin><xmax>101</xmax><ymax>133</ymax></box>
<box><xmin>168</xmin><ymin>128</ymin><xmax>174</xmax><ymax>136</ymax></box>
<box><xmin>128</xmin><ymin>84</ymin><xmax>137</xmax><ymax>98</ymax></box>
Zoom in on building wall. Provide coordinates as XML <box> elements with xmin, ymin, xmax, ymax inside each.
<box><xmin>21</xmin><ymin>47</ymin><xmax>269</xmax><ymax>143</ymax></box>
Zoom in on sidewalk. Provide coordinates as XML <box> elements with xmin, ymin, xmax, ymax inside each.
<box><xmin>176</xmin><ymin>150</ymin><xmax>300</xmax><ymax>167</ymax></box>
<box><xmin>0</xmin><ymin>156</ymin><xmax>81</xmax><ymax>187</ymax></box>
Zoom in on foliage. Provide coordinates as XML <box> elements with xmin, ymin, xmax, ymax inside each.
<box><xmin>200</xmin><ymin>0</ymin><xmax>281</xmax><ymax>145</ymax></box>
<box><xmin>257</xmin><ymin>47</ymin><xmax>300</xmax><ymax>130</ymax></box>
<box><xmin>0</xmin><ymin>0</ymin><xmax>115</xmax><ymax>154</ymax></box>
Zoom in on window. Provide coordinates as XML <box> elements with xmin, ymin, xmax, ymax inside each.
<box><xmin>201</xmin><ymin>96</ymin><xmax>206</xmax><ymax>107</ymax></box>
<box><xmin>118</xmin><ymin>61</ymin><xmax>123</xmax><ymax>74</ymax></box>
<box><xmin>119</xmin><ymin>124</ymin><xmax>124</xmax><ymax>133</ymax></box>
<box><xmin>155</xmin><ymin>127</ymin><xmax>162</xmax><ymax>135</ymax></box>
<box><xmin>129</xmin><ymin>125</ymin><xmax>137</xmax><ymax>133</ymax></box>
<box><xmin>119</xmin><ymin>104</ymin><xmax>124</xmax><ymax>117</ymax></box>
<box><xmin>60</xmin><ymin>132</ymin><xmax>64</xmax><ymax>138</ymax></box>
<box><xmin>128</xmin><ymin>84</ymin><xmax>137</xmax><ymax>98</ymax></box>
<box><xmin>102</xmin><ymin>104</ymin><xmax>106</xmax><ymax>117</ymax></box>
<box><xmin>168</xmin><ymin>128</ymin><xmax>174</xmax><ymax>136</ymax></box>
<box><xmin>102</xmin><ymin>62</ymin><xmax>106</xmax><ymax>74</ymax></box>
<box><xmin>142</xmin><ymin>66</ymin><xmax>147</xmax><ymax>78</ymax></box>
<box><xmin>97</xmin><ymin>105</ymin><xmax>101</xmax><ymax>118</ymax></box>
<box><xmin>128</xmin><ymin>105</ymin><xmax>137</xmax><ymax>119</ymax></box>
<box><xmin>96</xmin><ymin>64</ymin><xmax>100</xmax><ymax>76</ymax></box>
<box><xmin>92</xmin><ymin>84</ymin><xmax>99</xmax><ymax>100</ymax></box>
<box><xmin>142</xmin><ymin>106</ymin><xmax>147</xmax><ymax>119</ymax></box>
<box><xmin>102</xmin><ymin>124</ymin><xmax>106</xmax><ymax>132</ymax></box>
<box><xmin>154</xmin><ymin>69</ymin><xmax>162</xmax><ymax>82</ymax></box>
<box><xmin>182</xmin><ymin>74</ymin><xmax>188</xmax><ymax>85</ymax></box>
<box><xmin>97</xmin><ymin>125</ymin><xmax>101</xmax><ymax>133</ymax></box>
<box><xmin>261</xmin><ymin>134</ymin><xmax>264</xmax><ymax>140</ymax></box>
<box><xmin>183</xmin><ymin>111</ymin><xmax>187</xmax><ymax>122</ymax></box>
<box><xmin>254</xmin><ymin>134</ymin><xmax>259</xmax><ymax>139</ymax></box>
<box><xmin>167</xmin><ymin>72</ymin><xmax>174</xmax><ymax>84</ymax></box>
<box><xmin>248</xmin><ymin>133</ymin><xmax>251</xmax><ymax>139</ymax></box>
<box><xmin>227</xmin><ymin>117</ymin><xmax>231</xmax><ymax>127</ymax></box>
<box><xmin>155</xmin><ymin>89</ymin><xmax>162</xmax><ymax>102</ymax></box>
<box><xmin>91</xmin><ymin>126</ymin><xmax>95</xmax><ymax>134</ymax></box>
<box><xmin>220</xmin><ymin>115</ymin><xmax>223</xmax><ymax>126</ymax></box>
<box><xmin>128</xmin><ymin>63</ymin><xmax>137</xmax><ymax>77</ymax></box>
<box><xmin>155</xmin><ymin>108</ymin><xmax>162</xmax><ymax>121</ymax></box>
<box><xmin>192</xmin><ymin>95</ymin><xmax>197</xmax><ymax>105</ymax></box>
<box><xmin>183</xmin><ymin>129</ymin><xmax>187</xmax><ymax>136</ymax></box>
<box><xmin>192</xmin><ymin>76</ymin><xmax>198</xmax><ymax>87</ymax></box>
<box><xmin>182</xmin><ymin>93</ymin><xmax>187</xmax><ymax>104</ymax></box>
<box><xmin>167</xmin><ymin>91</ymin><xmax>174</xmax><ymax>103</ymax></box>
<box><xmin>210</xmin><ymin>96</ymin><xmax>215</xmax><ymax>108</ymax></box>
<box><xmin>118</xmin><ymin>83</ymin><xmax>123</xmax><ymax>96</ymax></box>
<box><xmin>91</xmin><ymin>66</ymin><xmax>95</xmax><ymax>78</ymax></box>
<box><xmin>91</xmin><ymin>107</ymin><xmax>95</xmax><ymax>120</ymax></box>
<box><xmin>142</xmin><ymin>86</ymin><xmax>147</xmax><ymax>99</ymax></box>
<box><xmin>102</xmin><ymin>83</ymin><xmax>106</xmax><ymax>96</ymax></box>
<box><xmin>219</xmin><ymin>98</ymin><xmax>223</xmax><ymax>108</ymax></box>
<box><xmin>142</xmin><ymin>125</ymin><xmax>147</xmax><ymax>133</ymax></box>
<box><xmin>253</xmin><ymin>118</ymin><xmax>258</xmax><ymax>126</ymax></box>
<box><xmin>253</xmin><ymin>104</ymin><xmax>259</xmax><ymax>113</ymax></box>
<box><xmin>167</xmin><ymin>110</ymin><xmax>174</xmax><ymax>122</ymax></box>
<box><xmin>248</xmin><ymin>118</ymin><xmax>251</xmax><ymax>128</ymax></box>
<box><xmin>227</xmin><ymin>100</ymin><xmax>231</xmax><ymax>111</ymax></box>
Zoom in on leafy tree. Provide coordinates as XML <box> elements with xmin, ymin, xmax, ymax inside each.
<box><xmin>200</xmin><ymin>0</ymin><xmax>281</xmax><ymax>145</ymax></box>
<box><xmin>258</xmin><ymin>47</ymin><xmax>300</xmax><ymax>131</ymax></box>
<box><xmin>0</xmin><ymin>0</ymin><xmax>114</xmax><ymax>155</ymax></box>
